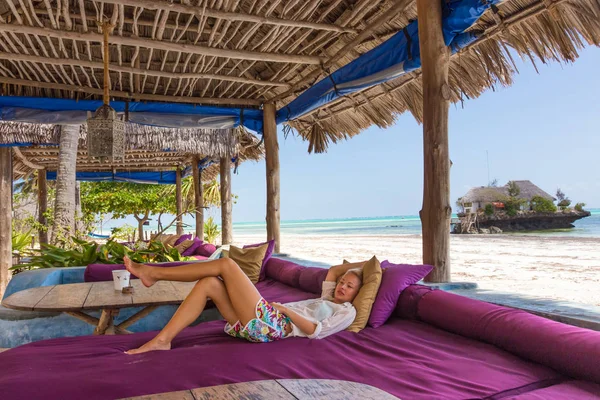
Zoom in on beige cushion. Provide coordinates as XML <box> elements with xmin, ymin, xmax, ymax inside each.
<box><xmin>346</xmin><ymin>256</ymin><xmax>382</xmax><ymax>333</ymax></box>
<box><xmin>222</xmin><ymin>244</ymin><xmax>268</xmax><ymax>284</ymax></box>
<box><xmin>174</xmin><ymin>239</ymin><xmax>194</xmax><ymax>254</ymax></box>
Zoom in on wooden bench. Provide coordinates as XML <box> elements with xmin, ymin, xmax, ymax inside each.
<box><xmin>120</xmin><ymin>379</ymin><xmax>399</xmax><ymax>399</ymax></box>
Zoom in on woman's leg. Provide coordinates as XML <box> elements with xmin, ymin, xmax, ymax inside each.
<box><xmin>126</xmin><ymin>276</ymin><xmax>240</xmax><ymax>355</ymax></box>
<box><xmin>125</xmin><ymin>257</ymin><xmax>261</xmax><ymax>324</ymax></box>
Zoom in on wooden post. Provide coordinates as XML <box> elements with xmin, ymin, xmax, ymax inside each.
<box><xmin>38</xmin><ymin>169</ymin><xmax>48</xmax><ymax>245</ymax></box>
<box><xmin>219</xmin><ymin>157</ymin><xmax>232</xmax><ymax>245</ymax></box>
<box><xmin>417</xmin><ymin>0</ymin><xmax>451</xmax><ymax>283</ymax></box>
<box><xmin>0</xmin><ymin>147</ymin><xmax>12</xmax><ymax>297</ymax></box>
<box><xmin>175</xmin><ymin>167</ymin><xmax>183</xmax><ymax>235</ymax></box>
<box><xmin>192</xmin><ymin>156</ymin><xmax>204</xmax><ymax>240</ymax></box>
<box><xmin>263</xmin><ymin>103</ymin><xmax>281</xmax><ymax>253</ymax></box>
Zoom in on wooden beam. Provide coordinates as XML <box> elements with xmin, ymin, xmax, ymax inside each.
<box><xmin>263</xmin><ymin>103</ymin><xmax>281</xmax><ymax>254</ymax></box>
<box><xmin>38</xmin><ymin>169</ymin><xmax>48</xmax><ymax>245</ymax></box>
<box><xmin>417</xmin><ymin>0</ymin><xmax>451</xmax><ymax>283</ymax></box>
<box><xmin>269</xmin><ymin>0</ymin><xmax>413</xmax><ymax>102</ymax></box>
<box><xmin>95</xmin><ymin>0</ymin><xmax>356</xmax><ymax>34</ymax></box>
<box><xmin>0</xmin><ymin>147</ymin><xmax>12</xmax><ymax>298</ymax></box>
<box><xmin>0</xmin><ymin>77</ymin><xmax>262</xmax><ymax>106</ymax></box>
<box><xmin>0</xmin><ymin>52</ymin><xmax>290</xmax><ymax>88</ymax></box>
<box><xmin>176</xmin><ymin>167</ymin><xmax>183</xmax><ymax>235</ymax></box>
<box><xmin>0</xmin><ymin>23</ymin><xmax>325</xmax><ymax>65</ymax></box>
<box><xmin>193</xmin><ymin>156</ymin><xmax>204</xmax><ymax>240</ymax></box>
<box><xmin>219</xmin><ymin>157</ymin><xmax>232</xmax><ymax>245</ymax></box>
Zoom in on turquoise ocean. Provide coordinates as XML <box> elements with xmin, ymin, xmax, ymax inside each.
<box><xmin>114</xmin><ymin>209</ymin><xmax>600</xmax><ymax>238</ymax></box>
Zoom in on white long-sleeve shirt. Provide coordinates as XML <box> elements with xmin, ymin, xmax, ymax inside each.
<box><xmin>284</xmin><ymin>281</ymin><xmax>356</xmax><ymax>339</ymax></box>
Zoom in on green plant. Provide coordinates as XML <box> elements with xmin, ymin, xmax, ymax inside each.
<box><xmin>574</xmin><ymin>202</ymin><xmax>586</xmax><ymax>212</ymax></box>
<box><xmin>530</xmin><ymin>196</ymin><xmax>557</xmax><ymax>213</ymax></box>
<box><xmin>484</xmin><ymin>204</ymin><xmax>494</xmax><ymax>216</ymax></box>
<box><xmin>557</xmin><ymin>199</ymin><xmax>571</xmax><ymax>210</ymax></box>
<box><xmin>204</xmin><ymin>217</ymin><xmax>220</xmax><ymax>244</ymax></box>
<box><xmin>507</xmin><ymin>181</ymin><xmax>521</xmax><ymax>198</ymax></box>
<box><xmin>12</xmin><ymin>228</ymin><xmax>33</xmax><ymax>254</ymax></box>
<box><xmin>110</xmin><ymin>224</ymin><xmax>137</xmax><ymax>241</ymax></box>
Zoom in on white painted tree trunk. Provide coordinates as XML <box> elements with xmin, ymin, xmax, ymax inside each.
<box><xmin>51</xmin><ymin>125</ymin><xmax>79</xmax><ymax>244</ymax></box>
<box><xmin>0</xmin><ymin>147</ymin><xmax>12</xmax><ymax>298</ymax></box>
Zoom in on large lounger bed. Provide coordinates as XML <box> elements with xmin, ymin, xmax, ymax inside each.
<box><xmin>1</xmin><ymin>258</ymin><xmax>599</xmax><ymax>399</ymax></box>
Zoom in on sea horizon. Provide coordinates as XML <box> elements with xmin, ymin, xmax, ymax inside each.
<box><xmin>102</xmin><ymin>208</ymin><xmax>600</xmax><ymax>239</ymax></box>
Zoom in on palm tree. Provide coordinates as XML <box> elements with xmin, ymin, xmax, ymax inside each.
<box><xmin>51</xmin><ymin>125</ymin><xmax>79</xmax><ymax>245</ymax></box>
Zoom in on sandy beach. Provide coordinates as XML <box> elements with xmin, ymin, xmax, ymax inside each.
<box><xmin>231</xmin><ymin>233</ymin><xmax>600</xmax><ymax>307</ymax></box>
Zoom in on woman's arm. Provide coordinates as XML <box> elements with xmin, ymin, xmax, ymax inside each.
<box><xmin>272</xmin><ymin>303</ymin><xmax>318</xmax><ymax>337</ymax></box>
<box><xmin>325</xmin><ymin>261</ymin><xmax>364</xmax><ymax>282</ymax></box>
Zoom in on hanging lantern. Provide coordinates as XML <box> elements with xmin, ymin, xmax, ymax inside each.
<box><xmin>87</xmin><ymin>22</ymin><xmax>125</xmax><ymax>162</ymax></box>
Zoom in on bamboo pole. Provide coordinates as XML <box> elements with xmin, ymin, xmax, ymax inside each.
<box><xmin>219</xmin><ymin>157</ymin><xmax>232</xmax><ymax>245</ymax></box>
<box><xmin>0</xmin><ymin>147</ymin><xmax>12</xmax><ymax>298</ymax></box>
<box><xmin>0</xmin><ymin>23</ymin><xmax>325</xmax><ymax>65</ymax></box>
<box><xmin>417</xmin><ymin>0</ymin><xmax>451</xmax><ymax>283</ymax></box>
<box><xmin>38</xmin><ymin>169</ymin><xmax>48</xmax><ymax>245</ymax></box>
<box><xmin>91</xmin><ymin>0</ymin><xmax>355</xmax><ymax>33</ymax></box>
<box><xmin>0</xmin><ymin>52</ymin><xmax>289</xmax><ymax>88</ymax></box>
<box><xmin>0</xmin><ymin>76</ymin><xmax>262</xmax><ymax>106</ymax></box>
<box><xmin>175</xmin><ymin>167</ymin><xmax>183</xmax><ymax>235</ymax></box>
<box><xmin>263</xmin><ymin>103</ymin><xmax>281</xmax><ymax>253</ymax></box>
<box><xmin>193</xmin><ymin>156</ymin><xmax>204</xmax><ymax>240</ymax></box>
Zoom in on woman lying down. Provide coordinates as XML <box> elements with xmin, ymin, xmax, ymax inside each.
<box><xmin>124</xmin><ymin>256</ymin><xmax>364</xmax><ymax>354</ymax></box>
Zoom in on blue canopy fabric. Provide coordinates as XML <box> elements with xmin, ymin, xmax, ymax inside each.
<box><xmin>45</xmin><ymin>156</ymin><xmax>226</xmax><ymax>184</ymax></box>
<box><xmin>276</xmin><ymin>0</ymin><xmax>499</xmax><ymax>124</ymax></box>
<box><xmin>0</xmin><ymin>97</ymin><xmax>263</xmax><ymax>133</ymax></box>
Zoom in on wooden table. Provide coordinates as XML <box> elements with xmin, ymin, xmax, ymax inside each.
<box><xmin>120</xmin><ymin>379</ymin><xmax>399</xmax><ymax>400</ymax></box>
<box><xmin>1</xmin><ymin>280</ymin><xmax>196</xmax><ymax>335</ymax></box>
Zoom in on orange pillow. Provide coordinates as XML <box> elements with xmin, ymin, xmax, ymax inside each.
<box><xmin>346</xmin><ymin>256</ymin><xmax>382</xmax><ymax>332</ymax></box>
<box><xmin>222</xmin><ymin>244</ymin><xmax>268</xmax><ymax>284</ymax></box>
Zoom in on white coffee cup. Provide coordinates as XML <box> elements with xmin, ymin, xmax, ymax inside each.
<box><xmin>112</xmin><ymin>270</ymin><xmax>131</xmax><ymax>291</ymax></box>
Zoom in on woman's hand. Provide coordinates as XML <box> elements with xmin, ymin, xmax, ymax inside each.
<box><xmin>271</xmin><ymin>302</ymin><xmax>288</xmax><ymax>314</ymax></box>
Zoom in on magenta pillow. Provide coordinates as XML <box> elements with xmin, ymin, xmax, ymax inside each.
<box><xmin>298</xmin><ymin>267</ymin><xmax>328</xmax><ymax>294</ymax></box>
<box><xmin>195</xmin><ymin>243</ymin><xmax>217</xmax><ymax>257</ymax></box>
<box><xmin>264</xmin><ymin>258</ymin><xmax>304</xmax><ymax>287</ymax></box>
<box><xmin>182</xmin><ymin>237</ymin><xmax>203</xmax><ymax>256</ymax></box>
<box><xmin>243</xmin><ymin>240</ymin><xmax>275</xmax><ymax>281</ymax></box>
<box><xmin>368</xmin><ymin>261</ymin><xmax>433</xmax><ymax>328</ymax></box>
<box><xmin>174</xmin><ymin>234</ymin><xmax>192</xmax><ymax>246</ymax></box>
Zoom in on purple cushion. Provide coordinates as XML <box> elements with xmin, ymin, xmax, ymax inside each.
<box><xmin>297</xmin><ymin>267</ymin><xmax>328</xmax><ymax>294</ymax></box>
<box><xmin>181</xmin><ymin>237</ymin><xmax>203</xmax><ymax>256</ymax></box>
<box><xmin>195</xmin><ymin>243</ymin><xmax>217</xmax><ymax>257</ymax></box>
<box><xmin>174</xmin><ymin>234</ymin><xmax>192</xmax><ymax>246</ymax></box>
<box><xmin>243</xmin><ymin>240</ymin><xmax>275</xmax><ymax>282</ymax></box>
<box><xmin>415</xmin><ymin>288</ymin><xmax>600</xmax><ymax>383</ymax></box>
<box><xmin>265</xmin><ymin>258</ymin><xmax>304</xmax><ymax>288</ymax></box>
<box><xmin>84</xmin><ymin>261</ymin><xmax>193</xmax><ymax>282</ymax></box>
<box><xmin>368</xmin><ymin>261</ymin><xmax>433</xmax><ymax>328</ymax></box>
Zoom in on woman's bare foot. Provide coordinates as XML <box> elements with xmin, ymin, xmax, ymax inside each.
<box><xmin>125</xmin><ymin>337</ymin><xmax>171</xmax><ymax>355</ymax></box>
<box><xmin>124</xmin><ymin>256</ymin><xmax>157</xmax><ymax>288</ymax></box>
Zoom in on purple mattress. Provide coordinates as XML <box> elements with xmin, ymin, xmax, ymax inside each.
<box><xmin>1</xmin><ymin>277</ymin><xmax>600</xmax><ymax>399</ymax></box>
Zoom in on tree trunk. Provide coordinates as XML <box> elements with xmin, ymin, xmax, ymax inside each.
<box><xmin>175</xmin><ymin>167</ymin><xmax>183</xmax><ymax>235</ymax></box>
<box><xmin>134</xmin><ymin>212</ymin><xmax>149</xmax><ymax>242</ymax></box>
<box><xmin>51</xmin><ymin>125</ymin><xmax>79</xmax><ymax>245</ymax></box>
<box><xmin>264</xmin><ymin>103</ymin><xmax>281</xmax><ymax>253</ymax></box>
<box><xmin>38</xmin><ymin>169</ymin><xmax>48</xmax><ymax>245</ymax></box>
<box><xmin>219</xmin><ymin>157</ymin><xmax>232</xmax><ymax>245</ymax></box>
<box><xmin>0</xmin><ymin>147</ymin><xmax>12</xmax><ymax>298</ymax></box>
<box><xmin>417</xmin><ymin>0</ymin><xmax>451</xmax><ymax>283</ymax></box>
<box><xmin>193</xmin><ymin>156</ymin><xmax>204</xmax><ymax>239</ymax></box>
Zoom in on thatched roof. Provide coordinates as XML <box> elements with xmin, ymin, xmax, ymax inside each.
<box><xmin>0</xmin><ymin>0</ymin><xmax>598</xmax><ymax>152</ymax></box>
<box><xmin>9</xmin><ymin>124</ymin><xmax>263</xmax><ymax>180</ymax></box>
<box><xmin>461</xmin><ymin>180</ymin><xmax>555</xmax><ymax>203</ymax></box>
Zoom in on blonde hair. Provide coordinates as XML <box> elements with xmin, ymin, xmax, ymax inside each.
<box><xmin>342</xmin><ymin>268</ymin><xmax>363</xmax><ymax>287</ymax></box>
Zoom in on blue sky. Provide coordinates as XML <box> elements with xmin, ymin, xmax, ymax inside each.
<box><xmin>227</xmin><ymin>46</ymin><xmax>600</xmax><ymax>222</ymax></box>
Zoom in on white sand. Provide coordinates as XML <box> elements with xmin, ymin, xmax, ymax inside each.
<box><xmin>232</xmin><ymin>233</ymin><xmax>600</xmax><ymax>307</ymax></box>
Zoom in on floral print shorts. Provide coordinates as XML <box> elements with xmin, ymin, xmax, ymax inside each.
<box><xmin>224</xmin><ymin>298</ymin><xmax>291</xmax><ymax>343</ymax></box>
